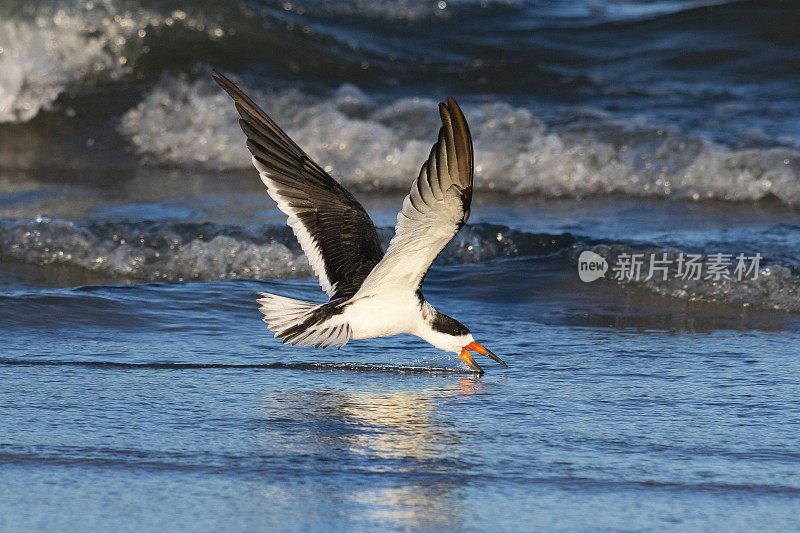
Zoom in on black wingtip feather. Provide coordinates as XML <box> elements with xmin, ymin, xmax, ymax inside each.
<box><xmin>435</xmin><ymin>97</ymin><xmax>473</xmax><ymax>189</ymax></box>
<box><xmin>214</xmin><ymin>71</ymin><xmax>385</xmax><ymax>301</ymax></box>
<box><xmin>444</xmin><ymin>97</ymin><xmax>473</xmax><ymax>183</ymax></box>
<box><xmin>212</xmin><ymin>70</ymin><xmax>238</xmax><ymax>99</ymax></box>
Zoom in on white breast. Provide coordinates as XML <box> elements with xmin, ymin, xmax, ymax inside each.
<box><xmin>344</xmin><ymin>291</ymin><xmax>423</xmax><ymax>340</ymax></box>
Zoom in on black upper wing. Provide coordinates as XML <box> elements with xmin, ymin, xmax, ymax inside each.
<box><xmin>213</xmin><ymin>72</ymin><xmax>384</xmax><ymax>300</ymax></box>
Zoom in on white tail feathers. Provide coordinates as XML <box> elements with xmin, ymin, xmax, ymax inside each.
<box><xmin>256</xmin><ymin>292</ymin><xmax>351</xmax><ymax>349</ymax></box>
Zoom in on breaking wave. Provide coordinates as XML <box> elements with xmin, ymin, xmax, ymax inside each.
<box><xmin>2</xmin><ymin>216</ymin><xmax>798</xmax><ymax>313</ymax></box>
<box><xmin>4</xmin><ymin>0</ymin><xmax>799</xmax><ymax>205</ymax></box>
<box><xmin>0</xmin><ymin>0</ymin><xmax>232</xmax><ymax>123</ymax></box>
<box><xmin>0</xmin><ymin>0</ymin><xmax>517</xmax><ymax>124</ymax></box>
<box><xmin>119</xmin><ymin>72</ymin><xmax>800</xmax><ymax>204</ymax></box>
<box><xmin>0</xmin><ymin>217</ymin><xmax>572</xmax><ymax>282</ymax></box>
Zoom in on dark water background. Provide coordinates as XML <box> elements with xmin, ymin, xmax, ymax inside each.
<box><xmin>2</xmin><ymin>0</ymin><xmax>800</xmax><ymax>530</ymax></box>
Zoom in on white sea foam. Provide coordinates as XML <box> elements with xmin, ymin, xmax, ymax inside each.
<box><xmin>0</xmin><ymin>1</ymin><xmax>226</xmax><ymax>123</ymax></box>
<box><xmin>0</xmin><ymin>0</ymin><xmax>497</xmax><ymax>123</ymax></box>
<box><xmin>119</xmin><ymin>72</ymin><xmax>800</xmax><ymax>204</ymax></box>
<box><xmin>0</xmin><ymin>217</ymin><xmax>310</xmax><ymax>281</ymax></box>
<box><xmin>0</xmin><ymin>218</ymin><xmax>567</xmax><ymax>282</ymax></box>
<box><xmin>2</xmin><ymin>217</ymin><xmax>797</xmax><ymax>313</ymax></box>
<box><xmin>118</xmin><ymin>73</ymin><xmax>435</xmax><ymax>186</ymax></box>
<box><xmin>0</xmin><ymin>16</ymin><xmax>115</xmax><ymax>123</ymax></box>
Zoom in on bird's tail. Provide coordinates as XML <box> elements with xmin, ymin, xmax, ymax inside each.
<box><xmin>256</xmin><ymin>292</ymin><xmax>351</xmax><ymax>349</ymax></box>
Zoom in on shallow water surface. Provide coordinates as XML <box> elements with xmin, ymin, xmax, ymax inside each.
<box><xmin>2</xmin><ymin>256</ymin><xmax>800</xmax><ymax>530</ymax></box>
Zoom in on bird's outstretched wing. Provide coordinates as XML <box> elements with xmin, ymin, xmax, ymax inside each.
<box><xmin>213</xmin><ymin>72</ymin><xmax>384</xmax><ymax>301</ymax></box>
<box><xmin>356</xmin><ymin>97</ymin><xmax>473</xmax><ymax>298</ymax></box>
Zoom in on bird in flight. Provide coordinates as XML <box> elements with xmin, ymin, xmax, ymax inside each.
<box><xmin>214</xmin><ymin>72</ymin><xmax>507</xmax><ymax>373</ymax></box>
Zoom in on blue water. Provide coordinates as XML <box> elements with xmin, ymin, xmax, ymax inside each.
<box><xmin>3</xmin><ymin>252</ymin><xmax>800</xmax><ymax>530</ymax></box>
<box><xmin>3</xmin><ymin>0</ymin><xmax>800</xmax><ymax>530</ymax></box>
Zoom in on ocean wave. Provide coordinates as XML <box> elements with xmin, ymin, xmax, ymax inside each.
<box><xmin>119</xmin><ymin>72</ymin><xmax>800</xmax><ymax>203</ymax></box>
<box><xmin>0</xmin><ymin>217</ymin><xmax>572</xmax><ymax>282</ymax></box>
<box><xmin>0</xmin><ymin>0</ymin><xmax>517</xmax><ymax>124</ymax></box>
<box><xmin>2</xmin><ymin>216</ymin><xmax>797</xmax><ymax>313</ymax></box>
<box><xmin>572</xmin><ymin>244</ymin><xmax>800</xmax><ymax>313</ymax></box>
<box><xmin>0</xmin><ymin>0</ymin><xmax>230</xmax><ymax>124</ymax></box>
<box><xmin>1</xmin><ymin>0</ymin><xmax>792</xmax><ymax>127</ymax></box>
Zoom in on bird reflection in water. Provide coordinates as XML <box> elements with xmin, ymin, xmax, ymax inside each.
<box><xmin>261</xmin><ymin>376</ymin><xmax>484</xmax><ymax>459</ymax></box>
<box><xmin>256</xmin><ymin>375</ymin><xmax>485</xmax><ymax>528</ymax></box>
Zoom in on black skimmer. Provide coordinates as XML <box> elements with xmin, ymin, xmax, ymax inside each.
<box><xmin>214</xmin><ymin>72</ymin><xmax>508</xmax><ymax>373</ymax></box>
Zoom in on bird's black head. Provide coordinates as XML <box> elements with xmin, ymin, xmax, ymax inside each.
<box><xmin>431</xmin><ymin>312</ymin><xmax>471</xmax><ymax>337</ymax></box>
<box><xmin>426</xmin><ymin>310</ymin><xmax>507</xmax><ymax>371</ymax></box>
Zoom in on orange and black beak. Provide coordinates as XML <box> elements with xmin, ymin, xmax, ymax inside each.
<box><xmin>459</xmin><ymin>341</ymin><xmax>508</xmax><ymax>373</ymax></box>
